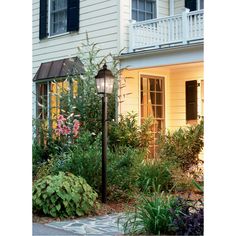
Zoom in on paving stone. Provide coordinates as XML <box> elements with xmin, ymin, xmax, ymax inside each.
<box><xmin>47</xmin><ymin>213</ymin><xmax>126</xmax><ymax>235</ymax></box>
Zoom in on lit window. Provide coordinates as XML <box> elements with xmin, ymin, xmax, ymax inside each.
<box><xmin>141</xmin><ymin>75</ymin><xmax>165</xmax><ymax>158</ymax></box>
<box><xmin>132</xmin><ymin>0</ymin><xmax>156</xmax><ymax>21</ymax></box>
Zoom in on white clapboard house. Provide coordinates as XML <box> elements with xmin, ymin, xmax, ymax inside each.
<box><xmin>33</xmin><ymin>0</ymin><xmax>204</xmax><ymax>155</ymax></box>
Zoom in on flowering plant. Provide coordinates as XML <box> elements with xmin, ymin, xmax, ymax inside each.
<box><xmin>55</xmin><ymin>114</ymin><xmax>81</xmax><ymax>141</ymax></box>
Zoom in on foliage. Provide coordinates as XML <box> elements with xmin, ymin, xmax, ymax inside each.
<box><xmin>171</xmin><ymin>197</ymin><xmax>204</xmax><ymax>235</ymax></box>
<box><xmin>74</xmin><ymin>35</ymin><xmax>120</xmax><ymax>134</ymax></box>
<box><xmin>136</xmin><ymin>160</ymin><xmax>174</xmax><ymax>193</ymax></box>
<box><xmin>49</xmin><ymin>131</ymin><xmax>102</xmax><ymax>192</ymax></box>
<box><xmin>122</xmin><ymin>193</ymin><xmax>181</xmax><ymax>235</ymax></box>
<box><xmin>192</xmin><ymin>179</ymin><xmax>204</xmax><ymax>193</ymax></box>
<box><xmin>157</xmin><ymin>120</ymin><xmax>204</xmax><ymax>172</ymax></box>
<box><xmin>32</xmin><ymin>172</ymin><xmax>98</xmax><ymax>217</ymax></box>
<box><xmin>170</xmin><ymin>167</ymin><xmax>196</xmax><ymax>192</ymax></box>
<box><xmin>32</xmin><ymin>141</ymin><xmax>46</xmax><ymax>177</ymax></box>
<box><xmin>109</xmin><ymin>112</ymin><xmax>153</xmax><ymax>150</ymax></box>
<box><xmin>107</xmin><ymin>147</ymin><xmax>145</xmax><ymax>201</ymax></box>
<box><xmin>122</xmin><ymin>194</ymin><xmax>204</xmax><ymax>235</ymax></box>
<box><xmin>32</xmin><ymin>35</ymin><xmax>121</xmax><ymax>172</ymax></box>
<box><xmin>35</xmin><ymin>131</ymin><xmax>146</xmax><ymax>200</ymax></box>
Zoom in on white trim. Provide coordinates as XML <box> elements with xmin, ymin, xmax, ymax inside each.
<box><xmin>47</xmin><ymin>32</ymin><xmax>70</xmax><ymax>39</ymax></box>
<box><xmin>156</xmin><ymin>0</ymin><xmax>159</xmax><ymax>18</ymax></box>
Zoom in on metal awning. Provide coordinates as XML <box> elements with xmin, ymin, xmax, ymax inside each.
<box><xmin>33</xmin><ymin>56</ymin><xmax>84</xmax><ymax>82</ymax></box>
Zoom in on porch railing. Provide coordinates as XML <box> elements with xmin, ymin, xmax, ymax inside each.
<box><xmin>129</xmin><ymin>9</ymin><xmax>204</xmax><ymax>52</ymax></box>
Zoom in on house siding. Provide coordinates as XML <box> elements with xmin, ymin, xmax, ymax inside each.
<box><xmin>158</xmin><ymin>0</ymin><xmax>169</xmax><ymax>17</ymax></box>
<box><xmin>174</xmin><ymin>0</ymin><xmax>185</xmax><ymax>14</ymax></box>
<box><xmin>32</xmin><ymin>0</ymin><xmax>119</xmax><ymax>76</ymax></box>
<box><xmin>167</xmin><ymin>64</ymin><xmax>203</xmax><ymax>130</ymax></box>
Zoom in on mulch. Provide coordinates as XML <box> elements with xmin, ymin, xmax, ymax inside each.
<box><xmin>33</xmin><ymin>191</ymin><xmax>203</xmax><ymax>224</ymax></box>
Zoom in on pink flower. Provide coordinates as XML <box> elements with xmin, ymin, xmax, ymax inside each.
<box><xmin>58</xmin><ymin>115</ymin><xmax>66</xmax><ymax>121</ymax></box>
<box><xmin>62</xmin><ymin>125</ymin><xmax>71</xmax><ymax>135</ymax></box>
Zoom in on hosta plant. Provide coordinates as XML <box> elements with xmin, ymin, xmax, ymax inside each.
<box><xmin>33</xmin><ymin>172</ymin><xmax>98</xmax><ymax>217</ymax></box>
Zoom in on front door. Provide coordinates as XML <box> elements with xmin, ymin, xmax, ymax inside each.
<box><xmin>140</xmin><ymin>75</ymin><xmax>165</xmax><ymax>157</ymax></box>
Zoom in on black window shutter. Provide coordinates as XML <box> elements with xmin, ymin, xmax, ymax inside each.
<box><xmin>186</xmin><ymin>80</ymin><xmax>198</xmax><ymax>120</ymax></box>
<box><xmin>67</xmin><ymin>0</ymin><xmax>80</xmax><ymax>32</ymax></box>
<box><xmin>39</xmin><ymin>0</ymin><xmax>47</xmax><ymax>39</ymax></box>
<box><xmin>185</xmin><ymin>0</ymin><xmax>197</xmax><ymax>11</ymax></box>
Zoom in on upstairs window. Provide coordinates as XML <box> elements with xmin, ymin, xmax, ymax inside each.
<box><xmin>49</xmin><ymin>0</ymin><xmax>67</xmax><ymax>36</ymax></box>
<box><xmin>185</xmin><ymin>0</ymin><xmax>204</xmax><ymax>11</ymax></box>
<box><xmin>132</xmin><ymin>0</ymin><xmax>156</xmax><ymax>21</ymax></box>
<box><xmin>39</xmin><ymin>0</ymin><xmax>80</xmax><ymax>39</ymax></box>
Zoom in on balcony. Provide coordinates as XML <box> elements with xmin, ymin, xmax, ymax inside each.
<box><xmin>129</xmin><ymin>10</ymin><xmax>204</xmax><ymax>52</ymax></box>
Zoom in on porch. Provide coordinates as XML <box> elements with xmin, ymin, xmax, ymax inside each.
<box><xmin>119</xmin><ymin>62</ymin><xmax>204</xmax><ymax>156</ymax></box>
<box><xmin>129</xmin><ymin>9</ymin><xmax>204</xmax><ymax>52</ymax></box>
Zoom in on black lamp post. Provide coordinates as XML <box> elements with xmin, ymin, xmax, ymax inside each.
<box><xmin>95</xmin><ymin>64</ymin><xmax>115</xmax><ymax>203</ymax></box>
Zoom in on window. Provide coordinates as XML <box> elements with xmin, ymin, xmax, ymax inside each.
<box><xmin>185</xmin><ymin>0</ymin><xmax>204</xmax><ymax>11</ymax></box>
<box><xmin>141</xmin><ymin>75</ymin><xmax>165</xmax><ymax>158</ymax></box>
<box><xmin>36</xmin><ymin>79</ymin><xmax>78</xmax><ymax>129</ymax></box>
<box><xmin>37</xmin><ymin>83</ymin><xmax>48</xmax><ymax>120</ymax></box>
<box><xmin>39</xmin><ymin>0</ymin><xmax>80</xmax><ymax>39</ymax></box>
<box><xmin>49</xmin><ymin>0</ymin><xmax>67</xmax><ymax>36</ymax></box>
<box><xmin>132</xmin><ymin>0</ymin><xmax>156</xmax><ymax>21</ymax></box>
<box><xmin>34</xmin><ymin>57</ymin><xmax>84</xmax><ymax>129</ymax></box>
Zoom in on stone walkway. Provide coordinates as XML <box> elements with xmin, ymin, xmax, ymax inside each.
<box><xmin>46</xmin><ymin>213</ymin><xmax>126</xmax><ymax>235</ymax></box>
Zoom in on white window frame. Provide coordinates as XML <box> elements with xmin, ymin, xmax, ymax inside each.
<box><xmin>131</xmin><ymin>0</ymin><xmax>157</xmax><ymax>21</ymax></box>
<box><xmin>48</xmin><ymin>0</ymin><xmax>68</xmax><ymax>37</ymax></box>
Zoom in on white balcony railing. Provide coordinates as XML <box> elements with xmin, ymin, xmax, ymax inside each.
<box><xmin>129</xmin><ymin>10</ymin><xmax>204</xmax><ymax>52</ymax></box>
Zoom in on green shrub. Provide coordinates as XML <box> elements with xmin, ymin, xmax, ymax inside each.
<box><xmin>49</xmin><ymin>131</ymin><xmax>102</xmax><ymax>192</ymax></box>
<box><xmin>109</xmin><ymin>112</ymin><xmax>153</xmax><ymax>150</ymax></box>
<box><xmin>107</xmin><ymin>147</ymin><xmax>145</xmax><ymax>200</ymax></box>
<box><xmin>136</xmin><ymin>160</ymin><xmax>174</xmax><ymax>193</ymax></box>
<box><xmin>33</xmin><ymin>172</ymin><xmax>98</xmax><ymax>217</ymax></box>
<box><xmin>38</xmin><ymin>131</ymin><xmax>146</xmax><ymax>200</ymax></box>
<box><xmin>157</xmin><ymin>120</ymin><xmax>204</xmax><ymax>172</ymax></box>
<box><xmin>122</xmin><ymin>193</ymin><xmax>181</xmax><ymax>235</ymax></box>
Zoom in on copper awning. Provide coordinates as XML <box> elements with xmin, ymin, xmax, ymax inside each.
<box><xmin>33</xmin><ymin>57</ymin><xmax>84</xmax><ymax>82</ymax></box>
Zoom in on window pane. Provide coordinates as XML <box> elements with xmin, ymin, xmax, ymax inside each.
<box><xmin>132</xmin><ymin>10</ymin><xmax>137</xmax><ymax>21</ymax></box>
<box><xmin>156</xmin><ymin>79</ymin><xmax>162</xmax><ymax>91</ymax></box>
<box><xmin>37</xmin><ymin>83</ymin><xmax>48</xmax><ymax>119</ymax></box>
<box><xmin>150</xmin><ymin>92</ymin><xmax>155</xmax><ymax>104</ymax></box>
<box><xmin>146</xmin><ymin>2</ymin><xmax>152</xmax><ymax>12</ymax></box>
<box><xmin>141</xmin><ymin>105</ymin><xmax>144</xmax><ymax>117</ymax></box>
<box><xmin>146</xmin><ymin>13</ymin><xmax>152</xmax><ymax>20</ymax></box>
<box><xmin>149</xmin><ymin>79</ymin><xmax>155</xmax><ymax>91</ymax></box>
<box><xmin>139</xmin><ymin>0</ymin><xmax>145</xmax><ymax>10</ymax></box>
<box><xmin>141</xmin><ymin>77</ymin><xmax>143</xmax><ymax>90</ymax></box>
<box><xmin>156</xmin><ymin>106</ymin><xmax>163</xmax><ymax>118</ymax></box>
<box><xmin>156</xmin><ymin>93</ymin><xmax>162</xmax><ymax>104</ymax></box>
<box><xmin>139</xmin><ymin>12</ymin><xmax>145</xmax><ymax>21</ymax></box>
<box><xmin>132</xmin><ymin>0</ymin><xmax>137</xmax><ymax>9</ymax></box>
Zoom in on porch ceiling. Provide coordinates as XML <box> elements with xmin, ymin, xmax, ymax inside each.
<box><xmin>119</xmin><ymin>43</ymin><xmax>203</xmax><ymax>70</ymax></box>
